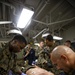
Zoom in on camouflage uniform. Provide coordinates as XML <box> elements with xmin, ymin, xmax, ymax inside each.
<box><xmin>48</xmin><ymin>46</ymin><xmax>62</xmax><ymax>75</ymax></box>
<box><xmin>34</xmin><ymin>45</ymin><xmax>62</xmax><ymax>75</ymax></box>
<box><xmin>59</xmin><ymin>70</ymin><xmax>75</xmax><ymax>75</ymax></box>
<box><xmin>0</xmin><ymin>43</ymin><xmax>20</xmax><ymax>75</ymax></box>
<box><xmin>34</xmin><ymin>46</ymin><xmax>51</xmax><ymax>69</ymax></box>
<box><xmin>34</xmin><ymin>45</ymin><xmax>41</xmax><ymax>58</ymax></box>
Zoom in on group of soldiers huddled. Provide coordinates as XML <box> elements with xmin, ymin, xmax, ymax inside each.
<box><xmin>1</xmin><ymin>34</ymin><xmax>73</xmax><ymax>75</ymax></box>
<box><xmin>17</xmin><ymin>34</ymin><xmax>62</xmax><ymax>75</ymax></box>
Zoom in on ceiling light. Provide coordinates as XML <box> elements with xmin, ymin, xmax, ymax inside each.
<box><xmin>53</xmin><ymin>36</ymin><xmax>63</xmax><ymax>40</ymax></box>
<box><xmin>17</xmin><ymin>8</ymin><xmax>34</xmax><ymax>28</ymax></box>
<box><xmin>42</xmin><ymin>33</ymin><xmax>50</xmax><ymax>37</ymax></box>
<box><xmin>7</xmin><ymin>29</ymin><xmax>22</xmax><ymax>35</ymax></box>
<box><xmin>0</xmin><ymin>21</ymin><xmax>12</xmax><ymax>24</ymax></box>
<box><xmin>42</xmin><ymin>33</ymin><xmax>63</xmax><ymax>40</ymax></box>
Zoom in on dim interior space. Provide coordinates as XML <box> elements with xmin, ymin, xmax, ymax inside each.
<box><xmin>0</xmin><ymin>0</ymin><xmax>75</xmax><ymax>75</ymax></box>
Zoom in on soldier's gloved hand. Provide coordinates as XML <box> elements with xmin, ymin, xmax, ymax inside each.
<box><xmin>26</xmin><ymin>67</ymin><xmax>54</xmax><ymax>75</ymax></box>
<box><xmin>21</xmin><ymin>72</ymin><xmax>27</xmax><ymax>75</ymax></box>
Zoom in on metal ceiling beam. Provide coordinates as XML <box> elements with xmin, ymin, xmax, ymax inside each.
<box><xmin>35</xmin><ymin>0</ymin><xmax>50</xmax><ymax>19</ymax></box>
<box><xmin>67</xmin><ymin>0</ymin><xmax>75</xmax><ymax>8</ymax></box>
<box><xmin>35</xmin><ymin>0</ymin><xmax>64</xmax><ymax>26</ymax></box>
<box><xmin>2</xmin><ymin>4</ymin><xmax>5</xmax><ymax>38</ymax></box>
<box><xmin>2</xmin><ymin>3</ymin><xmax>5</xmax><ymax>19</ymax></box>
<box><xmin>34</xmin><ymin>0</ymin><xmax>44</xmax><ymax>14</ymax></box>
<box><xmin>0</xmin><ymin>1</ymin><xmax>17</xmax><ymax>16</ymax></box>
<box><xmin>32</xmin><ymin>16</ymin><xmax>75</xmax><ymax>26</ymax></box>
<box><xmin>49</xmin><ymin>0</ymin><xmax>64</xmax><ymax>13</ymax></box>
<box><xmin>33</xmin><ymin>28</ymin><xmax>49</xmax><ymax>39</ymax></box>
<box><xmin>0</xmin><ymin>1</ymin><xmax>15</xmax><ymax>8</ymax></box>
<box><xmin>32</xmin><ymin>19</ymin><xmax>47</xmax><ymax>25</ymax></box>
<box><xmin>48</xmin><ymin>17</ymin><xmax>75</xmax><ymax>25</ymax></box>
<box><xmin>56</xmin><ymin>9</ymin><xmax>74</xmax><ymax>22</ymax></box>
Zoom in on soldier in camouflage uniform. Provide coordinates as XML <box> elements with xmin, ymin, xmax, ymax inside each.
<box><xmin>44</xmin><ymin>34</ymin><xmax>63</xmax><ymax>75</ymax></box>
<box><xmin>36</xmin><ymin>46</ymin><xmax>54</xmax><ymax>70</ymax></box>
<box><xmin>0</xmin><ymin>34</ymin><xmax>27</xmax><ymax>75</ymax></box>
<box><xmin>64</xmin><ymin>40</ymin><xmax>75</xmax><ymax>51</ymax></box>
<box><xmin>34</xmin><ymin>40</ymin><xmax>49</xmax><ymax>67</ymax></box>
<box><xmin>26</xmin><ymin>35</ymin><xmax>62</xmax><ymax>75</ymax></box>
<box><xmin>33</xmin><ymin>35</ymin><xmax>60</xmax><ymax>75</ymax></box>
<box><xmin>34</xmin><ymin>40</ymin><xmax>44</xmax><ymax>59</ymax></box>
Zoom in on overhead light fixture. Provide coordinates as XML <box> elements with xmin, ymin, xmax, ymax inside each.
<box><xmin>0</xmin><ymin>21</ymin><xmax>12</xmax><ymax>24</ymax></box>
<box><xmin>42</xmin><ymin>33</ymin><xmax>63</xmax><ymax>40</ymax></box>
<box><xmin>53</xmin><ymin>36</ymin><xmax>63</xmax><ymax>40</ymax></box>
<box><xmin>7</xmin><ymin>29</ymin><xmax>22</xmax><ymax>35</ymax></box>
<box><xmin>17</xmin><ymin>8</ymin><xmax>34</xmax><ymax>28</ymax></box>
<box><xmin>42</xmin><ymin>33</ymin><xmax>50</xmax><ymax>37</ymax></box>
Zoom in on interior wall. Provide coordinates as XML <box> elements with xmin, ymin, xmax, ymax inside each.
<box><xmin>62</xmin><ymin>25</ymin><xmax>75</xmax><ymax>43</ymax></box>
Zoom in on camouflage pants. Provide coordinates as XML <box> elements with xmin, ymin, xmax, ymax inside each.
<box><xmin>0</xmin><ymin>68</ymin><xmax>7</xmax><ymax>75</ymax></box>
